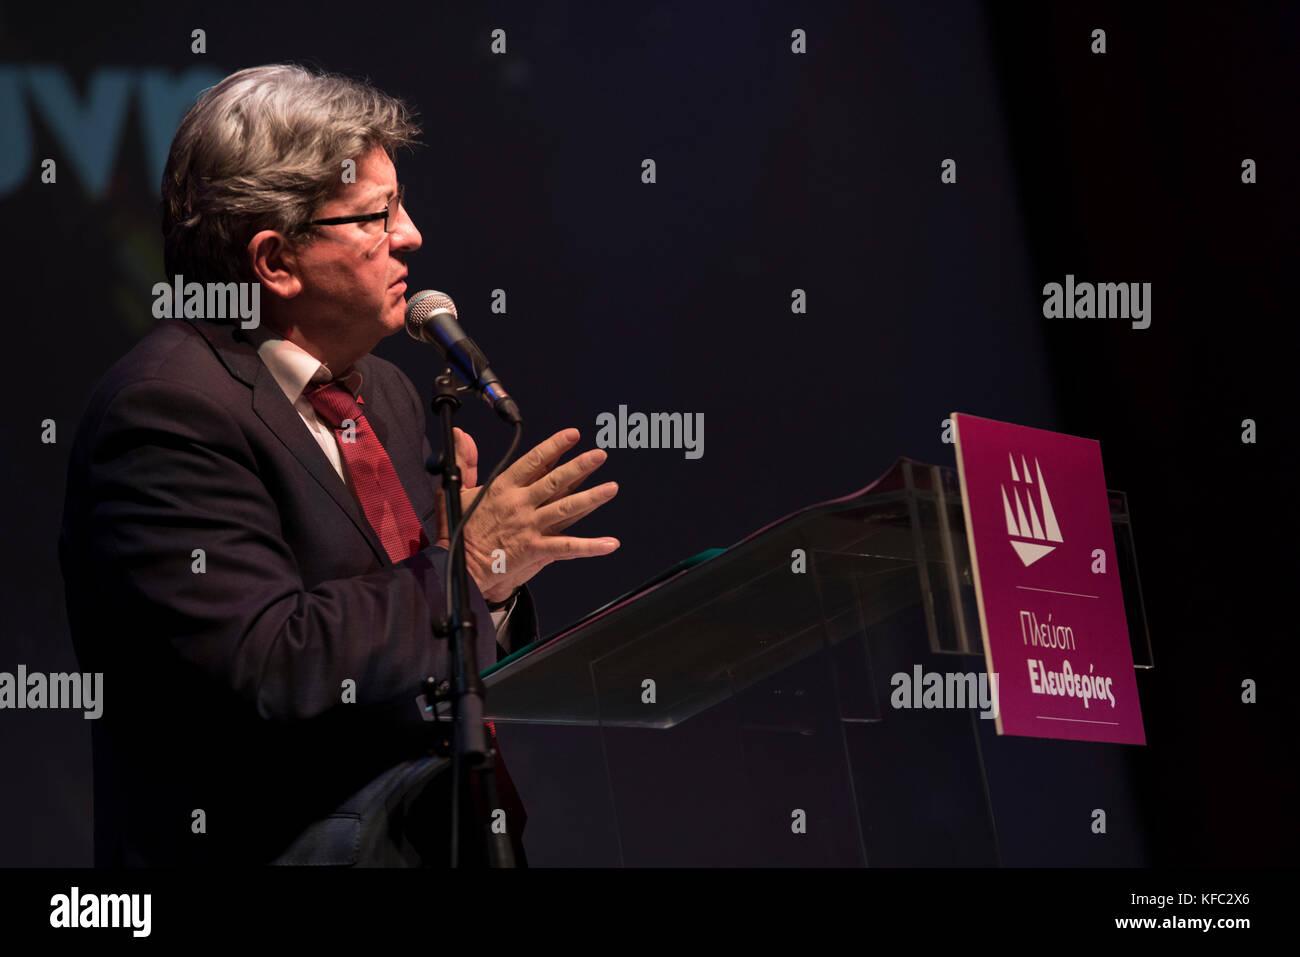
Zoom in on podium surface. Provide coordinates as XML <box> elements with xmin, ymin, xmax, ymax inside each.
<box><xmin>475</xmin><ymin>459</ymin><xmax>1152</xmax><ymax>866</ymax></box>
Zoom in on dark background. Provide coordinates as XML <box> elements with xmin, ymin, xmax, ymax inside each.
<box><xmin>0</xmin><ymin>0</ymin><xmax>1295</xmax><ymax>866</ymax></box>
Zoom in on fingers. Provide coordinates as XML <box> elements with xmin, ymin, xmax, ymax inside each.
<box><xmin>528</xmin><ymin>447</ymin><xmax>609</xmax><ymax>506</ymax></box>
<box><xmin>535</xmin><ymin>455</ymin><xmax>594</xmax><ymax>506</ymax></box>
<box><xmin>453</xmin><ymin>427</ymin><xmax>479</xmax><ymax>488</ymax></box>
<box><xmin>460</xmin><ymin>426</ymin><xmax>620</xmax><ymax>582</ymax></box>
<box><xmin>503</xmin><ymin>428</ymin><xmax>581</xmax><ymax>488</ymax></box>
<box><xmin>534</xmin><ymin>535</ymin><xmax>621</xmax><ymax>561</ymax></box>
<box><xmin>537</xmin><ymin>481</ymin><xmax>619</xmax><ymax>533</ymax></box>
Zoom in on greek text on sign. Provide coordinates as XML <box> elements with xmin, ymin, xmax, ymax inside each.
<box><xmin>952</xmin><ymin>413</ymin><xmax>1145</xmax><ymax>745</ymax></box>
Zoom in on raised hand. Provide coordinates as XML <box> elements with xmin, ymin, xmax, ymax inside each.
<box><xmin>433</xmin><ymin>427</ymin><xmax>619</xmax><ymax>603</ymax></box>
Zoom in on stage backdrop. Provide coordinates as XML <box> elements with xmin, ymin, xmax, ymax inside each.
<box><xmin>0</xmin><ymin>0</ymin><xmax>1294</xmax><ymax>865</ymax></box>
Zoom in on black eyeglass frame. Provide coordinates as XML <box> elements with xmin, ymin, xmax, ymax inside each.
<box><xmin>304</xmin><ymin>185</ymin><xmax>406</xmax><ymax>233</ymax></box>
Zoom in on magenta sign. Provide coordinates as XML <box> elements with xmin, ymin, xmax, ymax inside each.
<box><xmin>952</xmin><ymin>413</ymin><xmax>1145</xmax><ymax>745</ymax></box>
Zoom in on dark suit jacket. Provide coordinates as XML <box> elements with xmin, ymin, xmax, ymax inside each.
<box><xmin>58</xmin><ymin>317</ymin><xmax>535</xmax><ymax>866</ymax></box>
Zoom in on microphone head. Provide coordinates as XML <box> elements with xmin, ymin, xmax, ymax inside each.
<box><xmin>405</xmin><ymin>289</ymin><xmax>458</xmax><ymax>345</ymax></box>
<box><xmin>402</xmin><ymin>288</ymin><xmax>523</xmax><ymax>425</ymax></box>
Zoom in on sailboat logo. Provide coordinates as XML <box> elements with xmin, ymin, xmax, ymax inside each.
<box><xmin>1001</xmin><ymin>454</ymin><xmax>1063</xmax><ymax>567</ymax></box>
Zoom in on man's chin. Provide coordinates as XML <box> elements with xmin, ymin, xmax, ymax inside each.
<box><xmin>386</xmin><ymin>313</ymin><xmax>408</xmax><ymax>337</ymax></box>
<box><xmin>380</xmin><ymin>300</ymin><xmax>408</xmax><ymax>335</ymax></box>
<box><xmin>387</xmin><ymin>288</ymin><xmax>409</xmax><ymax>329</ymax></box>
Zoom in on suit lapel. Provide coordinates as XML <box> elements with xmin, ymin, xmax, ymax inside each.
<box><xmin>184</xmin><ymin>318</ymin><xmax>391</xmax><ymax>566</ymax></box>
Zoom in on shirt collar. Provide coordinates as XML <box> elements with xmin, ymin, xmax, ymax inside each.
<box><xmin>245</xmin><ymin>323</ymin><xmax>364</xmax><ymax>404</ymax></box>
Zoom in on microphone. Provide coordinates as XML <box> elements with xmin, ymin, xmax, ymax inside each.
<box><xmin>405</xmin><ymin>290</ymin><xmax>523</xmax><ymax>425</ymax></box>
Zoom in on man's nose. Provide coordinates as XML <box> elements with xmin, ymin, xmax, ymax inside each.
<box><xmin>391</xmin><ymin>203</ymin><xmax>422</xmax><ymax>252</ymax></box>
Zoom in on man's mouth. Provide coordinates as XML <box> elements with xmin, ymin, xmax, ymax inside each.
<box><xmin>389</xmin><ymin>273</ymin><xmax>407</xmax><ymax>291</ymax></box>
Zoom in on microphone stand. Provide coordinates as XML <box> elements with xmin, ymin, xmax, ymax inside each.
<box><xmin>423</xmin><ymin>368</ymin><xmax>515</xmax><ymax>868</ymax></box>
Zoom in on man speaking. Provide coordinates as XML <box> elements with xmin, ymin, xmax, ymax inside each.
<box><xmin>58</xmin><ymin>64</ymin><xmax>620</xmax><ymax>866</ymax></box>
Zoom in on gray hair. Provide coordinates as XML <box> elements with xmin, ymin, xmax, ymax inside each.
<box><xmin>161</xmin><ymin>63</ymin><xmax>421</xmax><ymax>287</ymax></box>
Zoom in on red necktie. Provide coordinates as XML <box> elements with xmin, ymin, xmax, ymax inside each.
<box><xmin>305</xmin><ymin>382</ymin><xmax>430</xmax><ymax>562</ymax></box>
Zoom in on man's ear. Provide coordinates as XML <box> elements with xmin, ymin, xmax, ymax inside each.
<box><xmin>248</xmin><ymin>230</ymin><xmax>304</xmax><ymax>300</ymax></box>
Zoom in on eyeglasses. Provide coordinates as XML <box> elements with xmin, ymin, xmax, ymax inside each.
<box><xmin>306</xmin><ymin>185</ymin><xmax>406</xmax><ymax>233</ymax></box>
